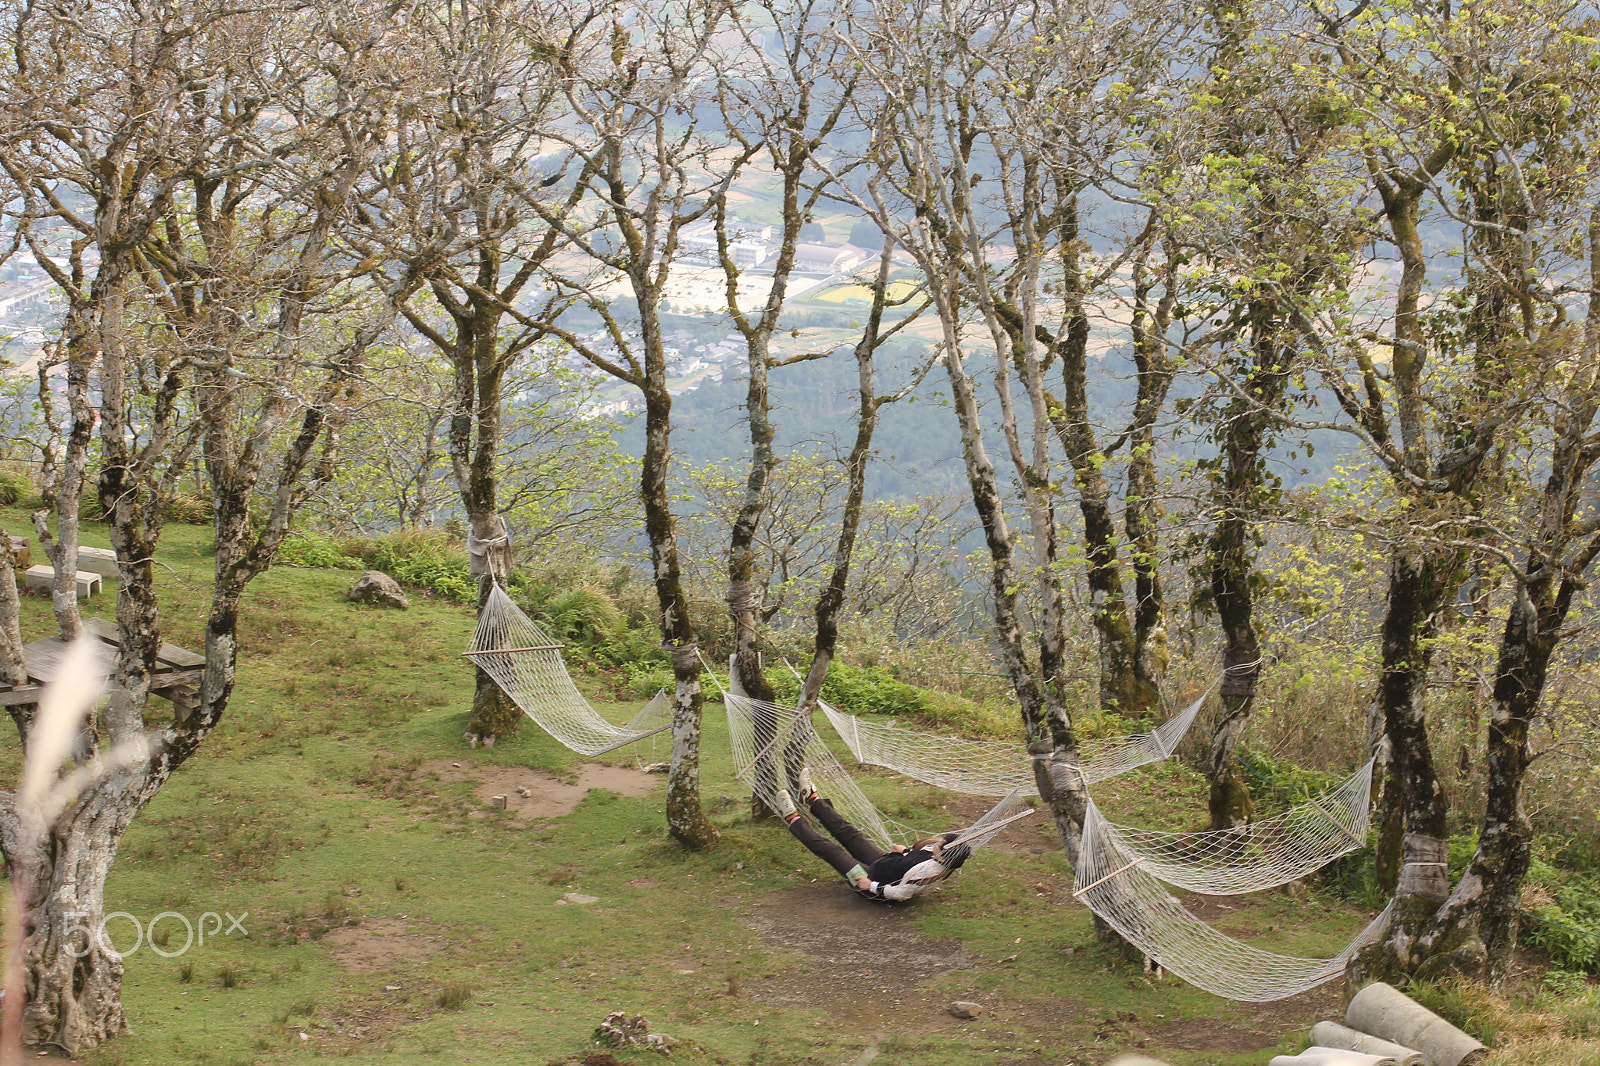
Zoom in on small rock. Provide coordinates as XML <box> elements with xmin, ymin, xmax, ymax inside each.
<box><xmin>641</xmin><ymin>762</ymin><xmax>669</xmax><ymax>774</ymax></box>
<box><xmin>490</xmin><ymin>794</ymin><xmax>507</xmax><ymax>810</ymax></box>
<box><xmin>348</xmin><ymin>569</ymin><xmax>409</xmax><ymax>609</ymax></box>
<box><xmin>997</xmin><ymin>954</ymin><xmax>1018</xmax><ymax>964</ymax></box>
<box><xmin>948</xmin><ymin>1001</ymin><xmax>985</xmax><ymax>1020</ymax></box>
<box><xmin>516</xmin><ymin>786</ymin><xmax>531</xmax><ymax>797</ymax></box>
<box><xmin>562</xmin><ymin>892</ymin><xmax>599</xmax><ymax>905</ymax></box>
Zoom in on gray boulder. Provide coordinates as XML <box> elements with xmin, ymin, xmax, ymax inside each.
<box><xmin>348</xmin><ymin>570</ymin><xmax>409</xmax><ymax>609</ymax></box>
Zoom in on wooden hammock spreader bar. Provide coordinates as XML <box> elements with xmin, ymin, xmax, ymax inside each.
<box><xmin>588</xmin><ymin>720</ymin><xmax>673</xmax><ymax>754</ymax></box>
<box><xmin>461</xmin><ymin>643</ymin><xmax>565</xmax><ymax>656</ymax></box>
<box><xmin>1306</xmin><ymin>796</ymin><xmax>1366</xmax><ymax>847</ymax></box>
<box><xmin>947</xmin><ymin>808</ymin><xmax>1037</xmax><ymax>846</ymax></box>
<box><xmin>1073</xmin><ymin>856</ymin><xmax>1146</xmax><ymax>898</ymax></box>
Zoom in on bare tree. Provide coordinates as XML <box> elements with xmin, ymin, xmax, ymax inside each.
<box><xmin>530</xmin><ymin>3</ymin><xmax>746</xmax><ymax>848</ymax></box>
<box><xmin>0</xmin><ymin>1</ymin><xmax>406</xmax><ymax>1047</ymax></box>
<box><xmin>357</xmin><ymin>0</ymin><xmax>591</xmax><ymax>745</ymax></box>
<box><xmin>834</xmin><ymin>0</ymin><xmax>1189</xmax><ymax>865</ymax></box>
<box><xmin>792</xmin><ymin>242</ymin><xmax>932</xmax><ymax>717</ymax></box>
<box><xmin>711</xmin><ymin>0</ymin><xmax>854</xmax><ymax>720</ymax></box>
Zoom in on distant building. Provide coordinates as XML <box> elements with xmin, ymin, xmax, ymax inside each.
<box><xmin>794</xmin><ymin>243</ymin><xmax>867</xmax><ymax>274</ymax></box>
<box><xmin>0</xmin><ymin>278</ymin><xmax>55</xmax><ymax>320</ymax></box>
<box><xmin>678</xmin><ymin>216</ymin><xmax>774</xmax><ymax>268</ymax></box>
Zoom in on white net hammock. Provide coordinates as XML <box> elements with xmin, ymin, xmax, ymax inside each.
<box><xmin>820</xmin><ymin>689</ymin><xmax>1208</xmax><ymax>796</ymax></box>
<box><xmin>822</xmin><ymin>688</ymin><xmax>1374</xmax><ymax>896</ymax></box>
<box><xmin>1075</xmin><ymin>796</ymin><xmax>1394</xmax><ymax>1001</ymax></box>
<box><xmin>466</xmin><ymin>583</ymin><xmax>672</xmax><ymax>756</ymax></box>
<box><xmin>723</xmin><ymin>690</ymin><xmax>1032</xmax><ymax>851</ymax></box>
<box><xmin>1102</xmin><ymin>760</ymin><xmax>1376</xmax><ymax>895</ymax></box>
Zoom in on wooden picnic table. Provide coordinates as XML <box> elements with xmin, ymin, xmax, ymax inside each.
<box><xmin>0</xmin><ymin>616</ymin><xmax>205</xmax><ymax>718</ymax></box>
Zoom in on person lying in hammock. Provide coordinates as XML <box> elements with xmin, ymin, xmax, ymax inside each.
<box><xmin>773</xmin><ymin>769</ymin><xmax>971</xmax><ymax>902</ymax></box>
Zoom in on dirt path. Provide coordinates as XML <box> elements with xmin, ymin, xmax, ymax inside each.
<box><xmin>736</xmin><ymin>881</ymin><xmax>1345</xmax><ymax>1062</ymax></box>
<box><xmin>418</xmin><ymin>760</ymin><xmax>657</xmax><ymax>821</ymax></box>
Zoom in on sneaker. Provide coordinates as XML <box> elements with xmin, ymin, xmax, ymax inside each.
<box><xmin>796</xmin><ymin>768</ymin><xmax>816</xmax><ymax>804</ymax></box>
<box><xmin>773</xmin><ymin>789</ymin><xmax>798</xmax><ymax>819</ymax></box>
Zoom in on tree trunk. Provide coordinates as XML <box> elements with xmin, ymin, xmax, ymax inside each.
<box><xmin>1047</xmin><ymin>200</ymin><xmax>1156</xmax><ymax>718</ymax></box>
<box><xmin>448</xmin><ymin>306</ymin><xmax>522</xmax><ymax>748</ymax></box>
<box><xmin>1123</xmin><ymin>243</ymin><xmax>1176</xmax><ymax>700</ymax></box>
<box><xmin>0</xmin><ymin>533</ymin><xmax>31</xmax><ymax>694</ymax></box>
<box><xmin>728</xmin><ymin>324</ymin><xmax>778</xmax><ymax>820</ymax></box>
<box><xmin>19</xmin><ymin>772</ymin><xmax>167</xmax><ymax>1052</ymax></box>
<box><xmin>464</xmin><ymin>506</ymin><xmax>518</xmax><ymax>747</ymax></box>
<box><xmin>1350</xmin><ymin>543</ymin><xmax>1459</xmax><ymax>983</ymax></box>
<box><xmin>33</xmin><ymin>314</ymin><xmax>94</xmax><ymax>645</ymax></box>
<box><xmin>1203</xmin><ymin>308</ymin><xmax>1292</xmax><ymax>829</ymax></box>
<box><xmin>938</xmin><ymin>314</ymin><xmax>1085</xmax><ymax>866</ymax></box>
<box><xmin>640</xmin><ymin>372</ymin><xmax>717</xmax><ymax>849</ymax></box>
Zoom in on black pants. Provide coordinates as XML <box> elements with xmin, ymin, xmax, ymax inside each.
<box><xmin>786</xmin><ymin>798</ymin><xmax>884</xmax><ymax>879</ymax></box>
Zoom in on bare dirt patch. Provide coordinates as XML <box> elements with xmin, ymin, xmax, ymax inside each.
<box><xmin>288</xmin><ymin>985</ymin><xmax>435</xmax><ymax>1054</ymax></box>
<box><xmin>737</xmin><ymin>887</ymin><xmax>993</xmax><ymax>1030</ymax></box>
<box><xmin>1146</xmin><ymin>982</ymin><xmax>1341</xmax><ymax>1053</ymax></box>
<box><xmin>744</xmin><ymin>887</ymin><xmax>972</xmax><ymax>994</ymax></box>
<box><xmin>417</xmin><ymin>761</ymin><xmax>658</xmax><ymax>821</ymax></box>
<box><xmin>323</xmin><ymin>916</ymin><xmax>449</xmax><ymax>973</ymax></box>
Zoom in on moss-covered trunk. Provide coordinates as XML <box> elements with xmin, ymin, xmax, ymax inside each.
<box><xmin>1048</xmin><ymin>200</ymin><xmax>1157</xmax><ymax>718</ymax></box>
<box><xmin>1203</xmin><ymin>307</ymin><xmax>1293</xmax><ymax>829</ymax></box>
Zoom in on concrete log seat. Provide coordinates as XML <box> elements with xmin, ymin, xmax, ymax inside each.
<box><xmin>24</xmin><ymin>564</ymin><xmax>102</xmax><ymax>600</ymax></box>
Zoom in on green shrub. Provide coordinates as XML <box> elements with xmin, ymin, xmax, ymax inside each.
<box><xmin>594</xmin><ymin>625</ymin><xmax>668</xmax><ymax>669</ymax></box>
<box><xmin>0</xmin><ymin>470</ymin><xmax>32</xmax><ymax>505</ymax></box>
<box><xmin>165</xmin><ymin>493</ymin><xmax>213</xmax><ymax>524</ymax></box>
<box><xmin>277</xmin><ymin>526</ymin><xmax>477</xmax><ymax>601</ymax></box>
<box><xmin>764</xmin><ymin>661</ymin><xmax>988</xmax><ymax>729</ymax></box>
<box><xmin>362</xmin><ymin>528</ymin><xmax>475</xmax><ymax>603</ymax></box>
<box><xmin>627</xmin><ymin>663</ymin><xmax>674</xmax><ymax>700</ymax></box>
<box><xmin>1528</xmin><ymin>882</ymin><xmax>1600</xmax><ymax>972</ymax></box>
<box><xmin>276</xmin><ymin>532</ymin><xmax>364</xmax><ymax>570</ymax></box>
<box><xmin>1233</xmin><ymin>747</ymin><xmax>1341</xmax><ymax>808</ymax></box>
<box><xmin>1543</xmin><ymin>969</ymin><xmax>1594</xmax><ymax>998</ymax></box>
<box><xmin>541</xmin><ymin>584</ymin><xmax>624</xmax><ymax>645</ymax></box>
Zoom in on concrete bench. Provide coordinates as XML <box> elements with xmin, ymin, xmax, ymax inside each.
<box><xmin>75</xmin><ymin>546</ymin><xmax>119</xmax><ymax>578</ymax></box>
<box><xmin>24</xmin><ymin>565</ymin><xmax>102</xmax><ymax>600</ymax></box>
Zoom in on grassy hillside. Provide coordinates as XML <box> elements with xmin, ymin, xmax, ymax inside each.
<box><xmin>0</xmin><ymin>510</ymin><xmax>1591</xmax><ymax>1065</ymax></box>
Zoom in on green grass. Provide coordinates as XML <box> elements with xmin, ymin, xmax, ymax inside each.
<box><xmin>0</xmin><ymin>508</ymin><xmax>1426</xmax><ymax>1065</ymax></box>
